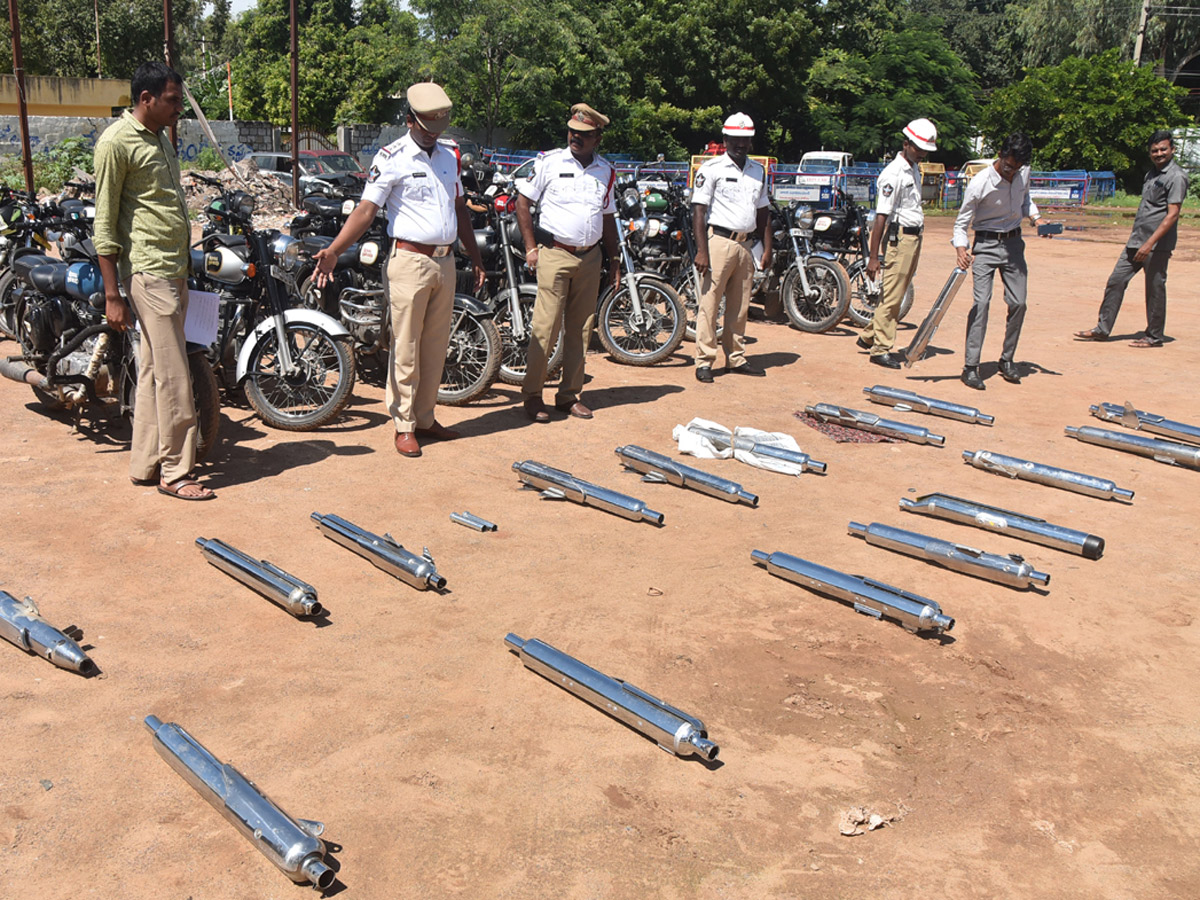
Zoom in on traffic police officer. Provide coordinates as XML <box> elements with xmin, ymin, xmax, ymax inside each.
<box><xmin>952</xmin><ymin>132</ymin><xmax>1043</xmax><ymax>389</ymax></box>
<box><xmin>691</xmin><ymin>112</ymin><xmax>771</xmax><ymax>382</ymax></box>
<box><xmin>314</xmin><ymin>82</ymin><xmax>485</xmax><ymax>458</ymax></box>
<box><xmin>516</xmin><ymin>103</ymin><xmax>619</xmax><ymax>422</ymax></box>
<box><xmin>858</xmin><ymin>118</ymin><xmax>937</xmax><ymax>369</ymax></box>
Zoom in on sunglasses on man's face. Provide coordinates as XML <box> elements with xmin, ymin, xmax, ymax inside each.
<box><xmin>568</xmin><ymin>128</ymin><xmax>597</xmax><ymax>138</ymax></box>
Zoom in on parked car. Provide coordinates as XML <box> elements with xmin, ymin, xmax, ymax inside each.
<box><xmin>247</xmin><ymin>151</ymin><xmax>364</xmax><ymax>192</ymax></box>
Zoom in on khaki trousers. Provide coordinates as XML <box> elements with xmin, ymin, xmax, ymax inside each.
<box><xmin>861</xmin><ymin>232</ymin><xmax>921</xmax><ymax>354</ymax></box>
<box><xmin>696</xmin><ymin>234</ymin><xmax>753</xmax><ymax>368</ymax></box>
<box><xmin>127</xmin><ymin>274</ymin><xmax>197</xmax><ymax>484</ymax></box>
<box><xmin>385</xmin><ymin>249</ymin><xmax>455</xmax><ymax>432</ymax></box>
<box><xmin>522</xmin><ymin>244</ymin><xmax>601</xmax><ymax>405</ymax></box>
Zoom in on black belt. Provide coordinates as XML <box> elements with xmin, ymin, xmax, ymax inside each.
<box><xmin>974</xmin><ymin>228</ymin><xmax>1022</xmax><ymax>241</ymax></box>
<box><xmin>710</xmin><ymin>225</ymin><xmax>754</xmax><ymax>242</ymax></box>
<box><xmin>889</xmin><ymin>224</ymin><xmax>923</xmax><ymax>236</ymax></box>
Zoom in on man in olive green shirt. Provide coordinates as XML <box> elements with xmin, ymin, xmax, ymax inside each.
<box><xmin>94</xmin><ymin>61</ymin><xmax>214</xmax><ymax>500</ymax></box>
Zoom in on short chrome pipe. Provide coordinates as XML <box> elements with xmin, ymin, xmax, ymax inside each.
<box><xmin>196</xmin><ymin>537</ymin><xmax>323</xmax><ymax>617</ymax></box>
<box><xmin>450</xmin><ymin>511</ymin><xmax>497</xmax><ymax>532</ymax></box>
<box><xmin>805</xmin><ymin>403</ymin><xmax>945</xmax><ymax>446</ymax></box>
<box><xmin>512</xmin><ymin>460</ymin><xmax>664</xmax><ymax>525</ymax></box>
<box><xmin>847</xmin><ymin>521</ymin><xmax>1050</xmax><ymax>589</ymax></box>
<box><xmin>899</xmin><ymin>493</ymin><xmax>1104</xmax><ymax>559</ymax></box>
<box><xmin>961</xmin><ymin>449</ymin><xmax>1134</xmax><ymax>502</ymax></box>
<box><xmin>311</xmin><ymin>512</ymin><xmax>446</xmax><ymax>590</ymax></box>
<box><xmin>144</xmin><ymin>715</ymin><xmax>335</xmax><ymax>890</ymax></box>
<box><xmin>505</xmin><ymin>634</ymin><xmax>717</xmax><ymax>760</ymax></box>
<box><xmin>1065</xmin><ymin>425</ymin><xmax>1200</xmax><ymax>471</ymax></box>
<box><xmin>1089</xmin><ymin>402</ymin><xmax>1200</xmax><ymax>446</ymax></box>
<box><xmin>863</xmin><ymin>385</ymin><xmax>994</xmax><ymax>425</ymax></box>
<box><xmin>0</xmin><ymin>591</ymin><xmax>95</xmax><ymax>674</ymax></box>
<box><xmin>684</xmin><ymin>424</ymin><xmax>827</xmax><ymax>474</ymax></box>
<box><xmin>614</xmin><ymin>444</ymin><xmax>758</xmax><ymax>506</ymax></box>
<box><xmin>751</xmin><ymin>550</ymin><xmax>954</xmax><ymax>634</ymax></box>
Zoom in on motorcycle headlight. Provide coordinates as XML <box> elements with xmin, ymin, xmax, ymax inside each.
<box><xmin>341</xmin><ymin>199</ymin><xmax>356</xmax><ymax>217</ymax></box>
<box><xmin>793</xmin><ymin>205</ymin><xmax>814</xmax><ymax>230</ymax></box>
<box><xmin>645</xmin><ymin>218</ymin><xmax>664</xmax><ymax>238</ymax></box>
<box><xmin>359</xmin><ymin>241</ymin><xmax>380</xmax><ymax>266</ymax></box>
<box><xmin>232</xmin><ymin>191</ymin><xmax>256</xmax><ymax>219</ymax></box>
<box><xmin>273</xmin><ymin>234</ymin><xmax>300</xmax><ymax>271</ymax></box>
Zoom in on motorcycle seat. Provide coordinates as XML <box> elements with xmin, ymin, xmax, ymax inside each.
<box><xmin>13</xmin><ymin>253</ymin><xmax>58</xmax><ymax>280</ymax></box>
<box><xmin>206</xmin><ymin>233</ymin><xmax>248</xmax><ymax>248</ymax></box>
<box><xmin>302</xmin><ymin>196</ymin><xmax>343</xmax><ymax>217</ymax></box>
<box><xmin>28</xmin><ymin>262</ymin><xmax>73</xmax><ymax>294</ymax></box>
<box><xmin>298</xmin><ymin>235</ymin><xmax>333</xmax><ymax>254</ymax></box>
<box><xmin>337</xmin><ymin>246</ymin><xmax>360</xmax><ymax>267</ymax></box>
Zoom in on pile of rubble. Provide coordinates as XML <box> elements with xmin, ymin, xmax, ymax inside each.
<box><xmin>182</xmin><ymin>158</ymin><xmax>300</xmax><ymax>232</ymax></box>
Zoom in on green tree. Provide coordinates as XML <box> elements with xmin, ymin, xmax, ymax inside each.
<box><xmin>910</xmin><ymin>0</ymin><xmax>1023</xmax><ymax>93</ymax></box>
<box><xmin>979</xmin><ymin>50</ymin><xmax>1192</xmax><ymax>189</ymax></box>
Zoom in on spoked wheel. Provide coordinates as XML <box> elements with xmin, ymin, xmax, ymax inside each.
<box><xmin>493</xmin><ymin>285</ymin><xmax>562</xmax><ymax>385</ymax></box>
<box><xmin>438</xmin><ymin>309</ymin><xmax>501</xmax><ymax>406</ymax></box>
<box><xmin>0</xmin><ymin>271</ymin><xmax>18</xmax><ymax>340</ymax></box>
<box><xmin>122</xmin><ymin>335</ymin><xmax>223</xmax><ymax>460</ymax></box>
<box><xmin>781</xmin><ymin>259</ymin><xmax>851</xmax><ymax>333</ymax></box>
<box><xmin>676</xmin><ymin>268</ymin><xmax>723</xmax><ymax>343</ymax></box>
<box><xmin>597</xmin><ymin>276</ymin><xmax>686</xmax><ymax>366</ymax></box>
<box><xmin>844</xmin><ymin>258</ymin><xmax>915</xmax><ymax>327</ymax></box>
<box><xmin>244</xmin><ymin>323</ymin><xmax>356</xmax><ymax>430</ymax></box>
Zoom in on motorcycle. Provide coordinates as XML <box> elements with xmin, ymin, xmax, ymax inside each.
<box><xmin>766</xmin><ymin>199</ymin><xmax>851</xmax><ymax>333</ymax></box>
<box><xmin>0</xmin><ymin>231</ymin><xmax>221</xmax><ymax>462</ymax></box>
<box><xmin>0</xmin><ymin>186</ymin><xmax>68</xmax><ymax>340</ymax></box>
<box><xmin>812</xmin><ymin>188</ymin><xmax>913</xmax><ymax>327</ymax></box>
<box><xmin>597</xmin><ymin>174</ymin><xmax>687</xmax><ymax>366</ymax></box>
<box><xmin>187</xmin><ymin>173</ymin><xmax>356</xmax><ymax>431</ymax></box>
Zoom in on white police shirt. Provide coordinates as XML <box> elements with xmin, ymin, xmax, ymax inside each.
<box><xmin>361</xmin><ymin>132</ymin><xmax>462</xmax><ymax>245</ymax></box>
<box><xmin>516</xmin><ymin>147</ymin><xmax>616</xmax><ymax>247</ymax></box>
<box><xmin>875</xmin><ymin>152</ymin><xmax>924</xmax><ymax>229</ymax></box>
<box><xmin>692</xmin><ymin>154</ymin><xmax>768</xmax><ymax>233</ymax></box>
<box><xmin>952</xmin><ymin>163</ymin><xmax>1040</xmax><ymax>248</ymax></box>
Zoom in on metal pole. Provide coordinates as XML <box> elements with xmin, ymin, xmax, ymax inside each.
<box><xmin>1133</xmin><ymin>0</ymin><xmax>1150</xmax><ymax>65</ymax></box>
<box><xmin>7</xmin><ymin>0</ymin><xmax>36</xmax><ymax>194</ymax></box>
<box><xmin>93</xmin><ymin>0</ymin><xmax>102</xmax><ymax>76</ymax></box>
<box><xmin>289</xmin><ymin>0</ymin><xmax>300</xmax><ymax>209</ymax></box>
<box><xmin>163</xmin><ymin>0</ymin><xmax>176</xmax><ymax>147</ymax></box>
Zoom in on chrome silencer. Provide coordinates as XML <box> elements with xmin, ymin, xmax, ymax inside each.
<box><xmin>863</xmin><ymin>385</ymin><xmax>994</xmax><ymax>425</ymax></box>
<box><xmin>144</xmin><ymin>715</ymin><xmax>335</xmax><ymax>890</ymax></box>
<box><xmin>450</xmin><ymin>511</ymin><xmax>498</xmax><ymax>532</ymax></box>
<box><xmin>1089</xmin><ymin>401</ymin><xmax>1200</xmax><ymax>446</ymax></box>
<box><xmin>847</xmin><ymin>521</ymin><xmax>1050</xmax><ymax>589</ymax></box>
<box><xmin>310</xmin><ymin>512</ymin><xmax>447</xmax><ymax>590</ymax></box>
<box><xmin>805</xmin><ymin>403</ymin><xmax>945</xmax><ymax>446</ymax></box>
<box><xmin>505</xmin><ymin>633</ymin><xmax>717</xmax><ymax>760</ymax></box>
<box><xmin>0</xmin><ymin>591</ymin><xmax>95</xmax><ymax>675</ymax></box>
<box><xmin>961</xmin><ymin>449</ymin><xmax>1134</xmax><ymax>502</ymax></box>
<box><xmin>684</xmin><ymin>424</ymin><xmax>827</xmax><ymax>473</ymax></box>
<box><xmin>512</xmin><ymin>460</ymin><xmax>665</xmax><ymax>525</ymax></box>
<box><xmin>614</xmin><ymin>444</ymin><xmax>758</xmax><ymax>506</ymax></box>
<box><xmin>902</xmin><ymin>266</ymin><xmax>967</xmax><ymax>366</ymax></box>
<box><xmin>751</xmin><ymin>549</ymin><xmax>954</xmax><ymax>634</ymax></box>
<box><xmin>195</xmin><ymin>537</ymin><xmax>323</xmax><ymax>617</ymax></box>
<box><xmin>899</xmin><ymin>493</ymin><xmax>1104</xmax><ymax>559</ymax></box>
<box><xmin>1065</xmin><ymin>425</ymin><xmax>1200</xmax><ymax>471</ymax></box>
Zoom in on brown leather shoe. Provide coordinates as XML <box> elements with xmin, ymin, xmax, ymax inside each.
<box><xmin>1074</xmin><ymin>328</ymin><xmax>1108</xmax><ymax>341</ymax></box>
<box><xmin>523</xmin><ymin>396</ymin><xmax>550</xmax><ymax>423</ymax></box>
<box><xmin>394</xmin><ymin>431</ymin><xmax>422</xmax><ymax>457</ymax></box>
<box><xmin>555</xmin><ymin>400</ymin><xmax>593</xmax><ymax>419</ymax></box>
<box><xmin>415</xmin><ymin>421</ymin><xmax>461</xmax><ymax>441</ymax></box>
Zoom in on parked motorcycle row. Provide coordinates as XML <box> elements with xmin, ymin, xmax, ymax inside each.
<box><xmin>0</xmin><ymin>162</ymin><xmax>908</xmax><ymax>447</ymax></box>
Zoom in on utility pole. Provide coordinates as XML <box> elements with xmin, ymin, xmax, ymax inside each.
<box><xmin>1133</xmin><ymin>0</ymin><xmax>1150</xmax><ymax>65</ymax></box>
<box><xmin>163</xmin><ymin>0</ymin><xmax>176</xmax><ymax>147</ymax></box>
<box><xmin>94</xmin><ymin>0</ymin><xmax>102</xmax><ymax>76</ymax></box>
<box><xmin>7</xmin><ymin>0</ymin><xmax>36</xmax><ymax>194</ymax></box>
<box><xmin>290</xmin><ymin>0</ymin><xmax>299</xmax><ymax>209</ymax></box>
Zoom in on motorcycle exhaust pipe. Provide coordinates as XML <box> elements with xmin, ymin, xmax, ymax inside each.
<box><xmin>0</xmin><ymin>591</ymin><xmax>96</xmax><ymax>675</ymax></box>
<box><xmin>1066</xmin><ymin>425</ymin><xmax>1200</xmax><ymax>470</ymax></box>
<box><xmin>847</xmin><ymin>521</ymin><xmax>1050</xmax><ymax>589</ymax></box>
<box><xmin>504</xmin><ymin>634</ymin><xmax>718</xmax><ymax>760</ymax></box>
<box><xmin>863</xmin><ymin>385</ymin><xmax>994</xmax><ymax>426</ymax></box>
<box><xmin>310</xmin><ymin>512</ymin><xmax>447</xmax><ymax>590</ymax></box>
<box><xmin>899</xmin><ymin>493</ymin><xmax>1104</xmax><ymax>559</ymax></box>
<box><xmin>805</xmin><ymin>403</ymin><xmax>946</xmax><ymax>446</ymax></box>
<box><xmin>961</xmin><ymin>449</ymin><xmax>1134</xmax><ymax>502</ymax></box>
<box><xmin>195</xmin><ymin>537</ymin><xmax>323</xmax><ymax>618</ymax></box>
<box><xmin>512</xmin><ymin>460</ymin><xmax>664</xmax><ymax>525</ymax></box>
<box><xmin>144</xmin><ymin>715</ymin><xmax>335</xmax><ymax>890</ymax></box>
<box><xmin>1089</xmin><ymin>402</ymin><xmax>1200</xmax><ymax>446</ymax></box>
<box><xmin>750</xmin><ymin>550</ymin><xmax>954</xmax><ymax>634</ymax></box>
<box><xmin>684</xmin><ymin>424</ymin><xmax>827</xmax><ymax>474</ymax></box>
<box><xmin>0</xmin><ymin>357</ymin><xmax>48</xmax><ymax>388</ymax></box>
<box><xmin>902</xmin><ymin>267</ymin><xmax>967</xmax><ymax>366</ymax></box>
<box><xmin>614</xmin><ymin>444</ymin><xmax>758</xmax><ymax>506</ymax></box>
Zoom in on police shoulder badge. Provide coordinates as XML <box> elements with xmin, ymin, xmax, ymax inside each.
<box><xmin>696</xmin><ymin>173</ymin><xmax>706</xmax><ymax>188</ymax></box>
<box><xmin>368</xmin><ymin>165</ymin><xmax>381</xmax><ymax>183</ymax></box>
<box><xmin>881</xmin><ymin>183</ymin><xmax>894</xmax><ymax>197</ymax></box>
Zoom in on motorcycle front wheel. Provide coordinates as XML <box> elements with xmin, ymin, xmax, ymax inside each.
<box><xmin>244</xmin><ymin>322</ymin><xmax>356</xmax><ymax>430</ymax></box>
<box><xmin>0</xmin><ymin>270</ymin><xmax>18</xmax><ymax>339</ymax></box>
<box><xmin>438</xmin><ymin>310</ymin><xmax>501</xmax><ymax>406</ymax></box>
<box><xmin>781</xmin><ymin>259</ymin><xmax>851</xmax><ymax>333</ymax></box>
<box><xmin>597</xmin><ymin>277</ymin><xmax>686</xmax><ymax>366</ymax></box>
<box><xmin>494</xmin><ymin>285</ymin><xmax>563</xmax><ymax>385</ymax></box>
<box><xmin>844</xmin><ymin>258</ymin><xmax>915</xmax><ymax>328</ymax></box>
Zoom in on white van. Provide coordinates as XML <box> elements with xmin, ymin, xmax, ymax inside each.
<box><xmin>789</xmin><ymin>151</ymin><xmax>855</xmax><ymax>203</ymax></box>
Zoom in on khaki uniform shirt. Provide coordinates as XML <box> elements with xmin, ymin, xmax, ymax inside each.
<box><xmin>93</xmin><ymin>110</ymin><xmax>190</xmax><ymax>281</ymax></box>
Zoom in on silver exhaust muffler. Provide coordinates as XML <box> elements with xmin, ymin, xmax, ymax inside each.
<box><xmin>902</xmin><ymin>266</ymin><xmax>967</xmax><ymax>366</ymax></box>
<box><xmin>195</xmin><ymin>537</ymin><xmax>323</xmax><ymax>617</ymax></box>
<box><xmin>684</xmin><ymin>423</ymin><xmax>827</xmax><ymax>473</ymax></box>
<box><xmin>961</xmin><ymin>449</ymin><xmax>1134</xmax><ymax>502</ymax></box>
<box><xmin>1065</xmin><ymin>425</ymin><xmax>1200</xmax><ymax>470</ymax></box>
<box><xmin>0</xmin><ymin>591</ymin><xmax>95</xmax><ymax>674</ymax></box>
<box><xmin>614</xmin><ymin>444</ymin><xmax>758</xmax><ymax>506</ymax></box>
<box><xmin>863</xmin><ymin>385</ymin><xmax>994</xmax><ymax>425</ymax></box>
<box><xmin>805</xmin><ymin>403</ymin><xmax>946</xmax><ymax>446</ymax></box>
<box><xmin>1089</xmin><ymin>401</ymin><xmax>1200</xmax><ymax>446</ymax></box>
<box><xmin>512</xmin><ymin>460</ymin><xmax>664</xmax><ymax>524</ymax></box>
<box><xmin>311</xmin><ymin>512</ymin><xmax>446</xmax><ymax>590</ymax></box>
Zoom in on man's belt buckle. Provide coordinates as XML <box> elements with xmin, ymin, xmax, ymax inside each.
<box><xmin>431</xmin><ymin>245</ymin><xmax>451</xmax><ymax>258</ymax></box>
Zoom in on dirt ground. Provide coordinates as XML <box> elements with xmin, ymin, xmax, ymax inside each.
<box><xmin>2</xmin><ymin>210</ymin><xmax>1198</xmax><ymax>900</ymax></box>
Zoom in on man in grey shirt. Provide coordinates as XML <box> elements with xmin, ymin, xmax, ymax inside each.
<box><xmin>1076</xmin><ymin>130</ymin><xmax>1188</xmax><ymax>348</ymax></box>
<box><xmin>952</xmin><ymin>132</ymin><xmax>1043</xmax><ymax>389</ymax></box>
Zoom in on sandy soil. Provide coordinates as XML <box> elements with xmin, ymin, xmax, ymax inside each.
<box><xmin>2</xmin><ymin>210</ymin><xmax>1198</xmax><ymax>900</ymax></box>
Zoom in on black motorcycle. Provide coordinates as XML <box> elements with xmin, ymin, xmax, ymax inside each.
<box><xmin>811</xmin><ymin>188</ymin><xmax>913</xmax><ymax>327</ymax></box>
<box><xmin>0</xmin><ymin>233</ymin><xmax>221</xmax><ymax>461</ymax></box>
<box><xmin>0</xmin><ymin>186</ymin><xmax>67</xmax><ymax>340</ymax></box>
<box><xmin>764</xmin><ymin>199</ymin><xmax>851</xmax><ymax>333</ymax></box>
